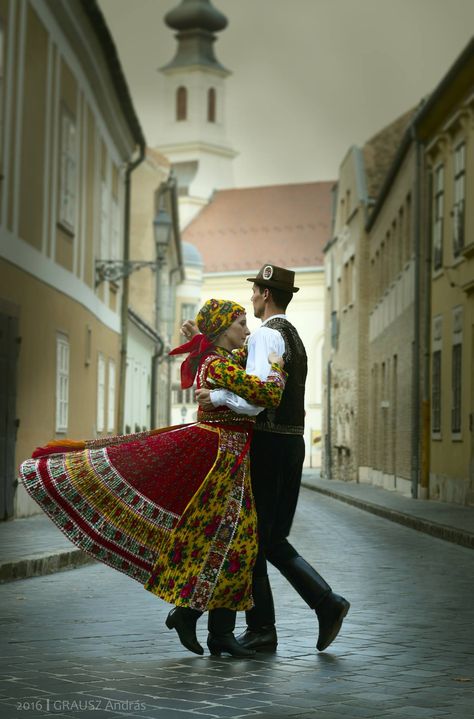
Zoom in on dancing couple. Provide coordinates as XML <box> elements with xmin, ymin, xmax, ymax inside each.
<box><xmin>20</xmin><ymin>265</ymin><xmax>349</xmax><ymax>657</ymax></box>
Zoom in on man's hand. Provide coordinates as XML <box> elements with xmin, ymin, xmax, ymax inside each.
<box><xmin>268</xmin><ymin>351</ymin><xmax>284</xmax><ymax>369</ymax></box>
<box><xmin>181</xmin><ymin>320</ymin><xmax>199</xmax><ymax>340</ymax></box>
<box><xmin>195</xmin><ymin>388</ymin><xmax>214</xmax><ymax>410</ymax></box>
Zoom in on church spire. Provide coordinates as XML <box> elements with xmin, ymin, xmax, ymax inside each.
<box><xmin>162</xmin><ymin>0</ymin><xmax>229</xmax><ymax>73</ymax></box>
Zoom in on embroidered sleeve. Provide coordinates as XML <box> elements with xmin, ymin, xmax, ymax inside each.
<box><xmin>205</xmin><ymin>357</ymin><xmax>286</xmax><ymax>409</ymax></box>
<box><xmin>231</xmin><ymin>346</ymin><xmax>248</xmax><ymax>367</ymax></box>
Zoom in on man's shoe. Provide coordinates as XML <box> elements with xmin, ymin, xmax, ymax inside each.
<box><xmin>237</xmin><ymin>626</ymin><xmax>278</xmax><ymax>652</ymax></box>
<box><xmin>316</xmin><ymin>593</ymin><xmax>350</xmax><ymax>651</ymax></box>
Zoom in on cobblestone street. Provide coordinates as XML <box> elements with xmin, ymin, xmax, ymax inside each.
<box><xmin>1</xmin><ymin>487</ymin><xmax>473</xmax><ymax>719</ymax></box>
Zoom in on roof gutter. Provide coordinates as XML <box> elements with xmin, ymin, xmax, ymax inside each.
<box><xmin>117</xmin><ymin>144</ymin><xmax>146</xmax><ymax>434</ymax></box>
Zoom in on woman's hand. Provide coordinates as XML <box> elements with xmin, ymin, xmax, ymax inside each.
<box><xmin>195</xmin><ymin>388</ymin><xmax>214</xmax><ymax>410</ymax></box>
<box><xmin>181</xmin><ymin>320</ymin><xmax>199</xmax><ymax>340</ymax></box>
<box><xmin>268</xmin><ymin>351</ymin><xmax>284</xmax><ymax>369</ymax></box>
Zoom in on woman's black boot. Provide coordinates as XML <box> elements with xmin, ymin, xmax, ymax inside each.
<box><xmin>207</xmin><ymin>608</ymin><xmax>256</xmax><ymax>658</ymax></box>
<box><xmin>166</xmin><ymin>606</ymin><xmax>204</xmax><ymax>655</ymax></box>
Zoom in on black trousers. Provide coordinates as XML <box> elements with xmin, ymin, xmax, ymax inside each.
<box><xmin>250</xmin><ymin>431</ymin><xmax>305</xmax><ymax>577</ymax></box>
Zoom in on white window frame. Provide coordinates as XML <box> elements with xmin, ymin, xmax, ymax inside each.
<box><xmin>431</xmin><ymin>315</ymin><xmax>443</xmax><ymax>439</ymax></box>
<box><xmin>58</xmin><ymin>106</ymin><xmax>77</xmax><ymax>233</ymax></box>
<box><xmin>432</xmin><ymin>164</ymin><xmax>444</xmax><ymax>271</ymax></box>
<box><xmin>110</xmin><ymin>196</ymin><xmax>120</xmax><ymax>261</ymax></box>
<box><xmin>97</xmin><ymin>352</ymin><xmax>106</xmax><ymax>433</ymax></box>
<box><xmin>55</xmin><ymin>334</ymin><xmax>70</xmax><ymax>433</ymax></box>
<box><xmin>451</xmin><ymin>307</ymin><xmax>463</xmax><ymax>439</ymax></box>
<box><xmin>107</xmin><ymin>359</ymin><xmax>116</xmax><ymax>432</ymax></box>
<box><xmin>99</xmin><ymin>180</ymin><xmax>110</xmax><ymax>259</ymax></box>
<box><xmin>453</xmin><ymin>142</ymin><xmax>465</xmax><ymax>257</ymax></box>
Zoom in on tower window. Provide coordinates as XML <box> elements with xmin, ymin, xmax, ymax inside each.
<box><xmin>207</xmin><ymin>87</ymin><xmax>216</xmax><ymax>123</ymax></box>
<box><xmin>176</xmin><ymin>86</ymin><xmax>187</xmax><ymax>121</ymax></box>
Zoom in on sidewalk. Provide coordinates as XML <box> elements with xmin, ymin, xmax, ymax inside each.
<box><xmin>1</xmin><ymin>471</ymin><xmax>472</xmax><ymax>584</ymax></box>
<box><xmin>0</xmin><ymin>514</ymin><xmax>95</xmax><ymax>582</ymax></box>
<box><xmin>302</xmin><ymin>470</ymin><xmax>474</xmax><ymax>549</ymax></box>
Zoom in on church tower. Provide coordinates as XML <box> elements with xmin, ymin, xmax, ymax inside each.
<box><xmin>157</xmin><ymin>0</ymin><xmax>236</xmax><ymax>228</ymax></box>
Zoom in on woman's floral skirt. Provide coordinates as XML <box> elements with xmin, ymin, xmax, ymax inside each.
<box><xmin>19</xmin><ymin>423</ymin><xmax>257</xmax><ymax>612</ymax></box>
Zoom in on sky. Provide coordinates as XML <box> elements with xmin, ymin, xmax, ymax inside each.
<box><xmin>99</xmin><ymin>0</ymin><xmax>474</xmax><ymax>187</ymax></box>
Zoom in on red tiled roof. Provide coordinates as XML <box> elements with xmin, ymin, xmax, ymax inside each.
<box><xmin>182</xmin><ymin>182</ymin><xmax>333</xmax><ymax>272</ymax></box>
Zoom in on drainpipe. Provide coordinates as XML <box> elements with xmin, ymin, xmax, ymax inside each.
<box><xmin>166</xmin><ymin>265</ymin><xmax>182</xmax><ymax>425</ymax></box>
<box><xmin>411</xmin><ymin>128</ymin><xmax>422</xmax><ymax>498</ymax></box>
<box><xmin>150</xmin><ymin>336</ymin><xmax>164</xmax><ymax>428</ymax></box>
<box><xmin>326</xmin><ymin>360</ymin><xmax>332</xmax><ymax>479</ymax></box>
<box><xmin>420</xmin><ymin>140</ymin><xmax>431</xmax><ymax>500</ymax></box>
<box><xmin>117</xmin><ymin>143</ymin><xmax>145</xmax><ymax>434</ymax></box>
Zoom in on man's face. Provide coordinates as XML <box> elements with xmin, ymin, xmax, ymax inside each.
<box><xmin>251</xmin><ymin>284</ymin><xmax>266</xmax><ymax>319</ymax></box>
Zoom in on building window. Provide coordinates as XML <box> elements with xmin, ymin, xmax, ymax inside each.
<box><xmin>453</xmin><ymin>142</ymin><xmax>465</xmax><ymax>257</ymax></box>
<box><xmin>99</xmin><ymin>181</ymin><xmax>109</xmax><ymax>259</ymax></box>
<box><xmin>97</xmin><ymin>352</ymin><xmax>106</xmax><ymax>432</ymax></box>
<box><xmin>207</xmin><ymin>87</ymin><xmax>216</xmax><ymax>123</ymax></box>
<box><xmin>181</xmin><ymin>303</ymin><xmax>197</xmax><ymax>323</ymax></box>
<box><xmin>59</xmin><ymin>108</ymin><xmax>77</xmax><ymax>233</ymax></box>
<box><xmin>111</xmin><ymin>197</ymin><xmax>120</xmax><ymax>260</ymax></box>
<box><xmin>172</xmin><ymin>384</ymin><xmax>194</xmax><ymax>405</ymax></box>
<box><xmin>56</xmin><ymin>334</ymin><xmax>69</xmax><ymax>433</ymax></box>
<box><xmin>107</xmin><ymin>359</ymin><xmax>116</xmax><ymax>432</ymax></box>
<box><xmin>397</xmin><ymin>208</ymin><xmax>404</xmax><ymax>274</ymax></box>
<box><xmin>330</xmin><ymin>310</ymin><xmax>338</xmax><ymax>350</ymax></box>
<box><xmin>432</xmin><ymin>165</ymin><xmax>444</xmax><ymax>271</ymax></box>
<box><xmin>176</xmin><ymin>86</ymin><xmax>187</xmax><ymax>121</ymax></box>
<box><xmin>451</xmin><ymin>343</ymin><xmax>462</xmax><ymax>434</ymax></box>
<box><xmin>404</xmin><ymin>193</ymin><xmax>412</xmax><ymax>263</ymax></box>
<box><xmin>432</xmin><ymin>350</ymin><xmax>441</xmax><ymax>434</ymax></box>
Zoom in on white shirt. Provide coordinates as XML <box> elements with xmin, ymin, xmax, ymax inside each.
<box><xmin>209</xmin><ymin>315</ymin><xmax>286</xmax><ymax>415</ymax></box>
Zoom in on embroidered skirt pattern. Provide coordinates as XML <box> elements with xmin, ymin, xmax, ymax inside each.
<box><xmin>20</xmin><ymin>422</ymin><xmax>257</xmax><ymax>612</ymax></box>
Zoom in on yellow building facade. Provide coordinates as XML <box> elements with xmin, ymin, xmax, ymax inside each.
<box><xmin>0</xmin><ymin>0</ymin><xmax>144</xmax><ymax>517</ymax></box>
<box><xmin>417</xmin><ymin>41</ymin><xmax>474</xmax><ymax>503</ymax></box>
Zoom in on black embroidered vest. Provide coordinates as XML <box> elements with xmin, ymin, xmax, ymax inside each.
<box><xmin>255</xmin><ymin>317</ymin><xmax>307</xmax><ymax>435</ymax></box>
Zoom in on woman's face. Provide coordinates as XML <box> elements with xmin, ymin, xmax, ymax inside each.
<box><xmin>224</xmin><ymin>314</ymin><xmax>250</xmax><ymax>349</ymax></box>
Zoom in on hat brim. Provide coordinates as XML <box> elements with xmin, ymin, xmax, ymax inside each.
<box><xmin>246</xmin><ymin>277</ymin><xmax>300</xmax><ymax>293</ymax></box>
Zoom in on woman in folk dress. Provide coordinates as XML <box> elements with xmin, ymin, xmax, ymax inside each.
<box><xmin>20</xmin><ymin>299</ymin><xmax>286</xmax><ymax>657</ymax></box>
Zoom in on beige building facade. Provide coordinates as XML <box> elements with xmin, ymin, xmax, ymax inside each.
<box><xmin>322</xmin><ymin>147</ymin><xmax>370</xmax><ymax>482</ymax></box>
<box><xmin>323</xmin><ymin>39</ymin><xmax>474</xmax><ymax>505</ymax></box>
<box><xmin>0</xmin><ymin>0</ymin><xmax>144</xmax><ymax>518</ymax></box>
<box><xmin>364</xmin><ymin>145</ymin><xmax>417</xmax><ymax>497</ymax></box>
<box><xmin>323</xmin><ymin>111</ymin><xmax>415</xmax><ymax>488</ymax></box>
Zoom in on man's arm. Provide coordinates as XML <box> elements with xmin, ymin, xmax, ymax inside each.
<box><xmin>206</xmin><ymin>327</ymin><xmax>285</xmax><ymax>412</ymax></box>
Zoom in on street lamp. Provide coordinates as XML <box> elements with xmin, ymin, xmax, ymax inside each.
<box><xmin>94</xmin><ymin>207</ymin><xmax>173</xmax><ymax>287</ymax></box>
<box><xmin>153</xmin><ymin>207</ymin><xmax>173</xmax><ymax>265</ymax></box>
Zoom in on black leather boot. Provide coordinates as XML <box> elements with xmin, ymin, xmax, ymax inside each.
<box><xmin>208</xmin><ymin>608</ymin><xmax>256</xmax><ymax>658</ymax></box>
<box><xmin>166</xmin><ymin>606</ymin><xmax>204</xmax><ymax>655</ymax></box>
<box><xmin>237</xmin><ymin>576</ymin><xmax>278</xmax><ymax>652</ymax></box>
<box><xmin>278</xmin><ymin>556</ymin><xmax>350</xmax><ymax>652</ymax></box>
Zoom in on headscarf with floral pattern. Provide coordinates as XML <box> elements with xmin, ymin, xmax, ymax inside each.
<box><xmin>169</xmin><ymin>299</ymin><xmax>245</xmax><ymax>389</ymax></box>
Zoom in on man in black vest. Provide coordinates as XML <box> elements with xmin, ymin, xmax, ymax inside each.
<box><xmin>197</xmin><ymin>265</ymin><xmax>350</xmax><ymax>653</ymax></box>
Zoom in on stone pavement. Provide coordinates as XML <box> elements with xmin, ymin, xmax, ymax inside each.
<box><xmin>1</xmin><ymin>487</ymin><xmax>474</xmax><ymax>719</ymax></box>
<box><xmin>301</xmin><ymin>472</ymin><xmax>474</xmax><ymax>550</ymax></box>
<box><xmin>1</xmin><ymin>471</ymin><xmax>472</xmax><ymax>584</ymax></box>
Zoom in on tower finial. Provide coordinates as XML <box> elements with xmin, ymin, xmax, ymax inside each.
<box><xmin>162</xmin><ymin>0</ymin><xmax>229</xmax><ymax>73</ymax></box>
